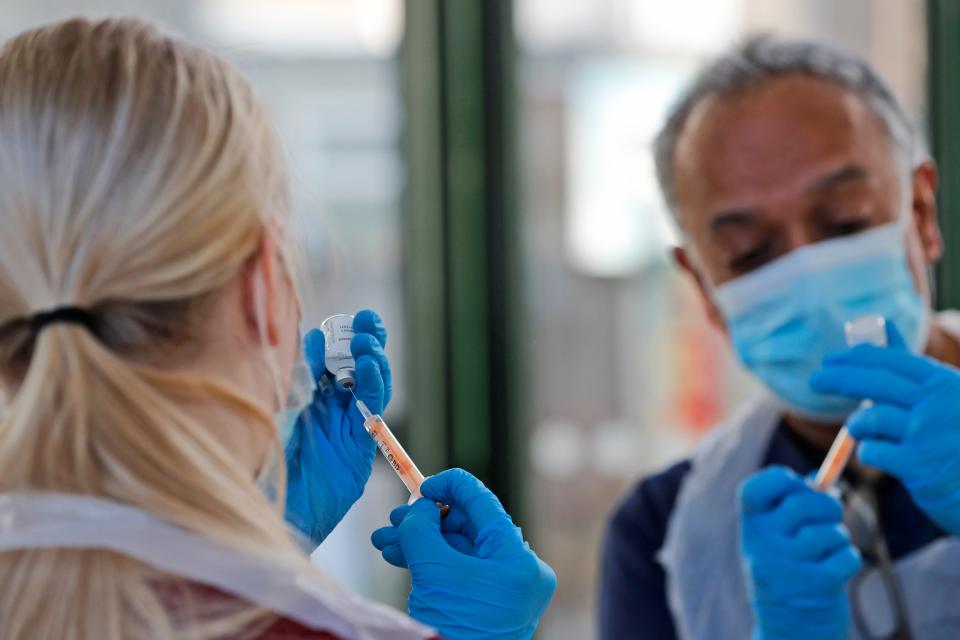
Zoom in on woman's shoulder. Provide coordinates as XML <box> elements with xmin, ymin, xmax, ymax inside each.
<box><xmin>159</xmin><ymin>579</ymin><xmax>439</xmax><ymax>640</ymax></box>
<box><xmin>252</xmin><ymin>615</ymin><xmax>342</xmax><ymax>639</ymax></box>
<box><xmin>157</xmin><ymin>580</ymin><xmax>344</xmax><ymax>639</ymax></box>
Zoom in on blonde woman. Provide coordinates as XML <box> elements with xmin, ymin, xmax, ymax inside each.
<box><xmin>0</xmin><ymin>17</ymin><xmax>555</xmax><ymax>640</ymax></box>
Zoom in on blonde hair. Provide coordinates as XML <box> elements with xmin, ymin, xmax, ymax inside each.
<box><xmin>0</xmin><ymin>17</ymin><xmax>309</xmax><ymax>639</ymax></box>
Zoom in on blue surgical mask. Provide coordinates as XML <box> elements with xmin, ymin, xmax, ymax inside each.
<box><xmin>256</xmin><ymin>344</ymin><xmax>316</xmax><ymax>497</ymax></box>
<box><xmin>712</xmin><ymin>220</ymin><xmax>929</xmax><ymax>423</ymax></box>
<box><xmin>275</xmin><ymin>351</ymin><xmax>316</xmax><ymax>452</ymax></box>
<box><xmin>250</xmin><ymin>261</ymin><xmax>315</xmax><ymax>451</ymax></box>
<box><xmin>251</xmin><ymin>261</ymin><xmax>316</xmax><ymax>493</ymax></box>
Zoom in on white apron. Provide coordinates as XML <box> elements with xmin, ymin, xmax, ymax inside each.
<box><xmin>0</xmin><ymin>492</ymin><xmax>435</xmax><ymax>640</ymax></box>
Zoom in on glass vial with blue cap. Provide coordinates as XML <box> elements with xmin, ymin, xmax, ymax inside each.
<box><xmin>320</xmin><ymin>314</ymin><xmax>356</xmax><ymax>392</ymax></box>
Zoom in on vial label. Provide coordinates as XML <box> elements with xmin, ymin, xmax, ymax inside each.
<box><xmin>320</xmin><ymin>314</ymin><xmax>356</xmax><ymax>391</ymax></box>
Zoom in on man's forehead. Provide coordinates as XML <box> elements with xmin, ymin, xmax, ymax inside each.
<box><xmin>673</xmin><ymin>75</ymin><xmax>893</xmax><ymax>215</ymax></box>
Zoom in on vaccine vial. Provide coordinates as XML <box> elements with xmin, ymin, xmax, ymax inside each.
<box><xmin>320</xmin><ymin>314</ymin><xmax>356</xmax><ymax>392</ymax></box>
<box><xmin>844</xmin><ymin>315</ymin><xmax>888</xmax><ymax>348</ymax></box>
<box><xmin>813</xmin><ymin>314</ymin><xmax>888</xmax><ymax>491</ymax></box>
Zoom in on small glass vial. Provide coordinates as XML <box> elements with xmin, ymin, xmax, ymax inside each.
<box><xmin>813</xmin><ymin>315</ymin><xmax>888</xmax><ymax>491</ymax></box>
<box><xmin>844</xmin><ymin>315</ymin><xmax>888</xmax><ymax>348</ymax></box>
<box><xmin>320</xmin><ymin>314</ymin><xmax>356</xmax><ymax>392</ymax></box>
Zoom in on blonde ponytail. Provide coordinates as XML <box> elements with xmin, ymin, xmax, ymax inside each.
<box><xmin>0</xmin><ymin>17</ymin><xmax>310</xmax><ymax>638</ymax></box>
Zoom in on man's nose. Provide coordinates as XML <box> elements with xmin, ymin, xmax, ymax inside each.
<box><xmin>782</xmin><ymin>221</ymin><xmax>819</xmax><ymax>254</ymax></box>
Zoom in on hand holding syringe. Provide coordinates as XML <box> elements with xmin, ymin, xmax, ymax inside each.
<box><xmin>319</xmin><ymin>313</ymin><xmax>448</xmax><ymax>514</ymax></box>
<box><xmin>812</xmin><ymin>315</ymin><xmax>888</xmax><ymax>490</ymax></box>
<box><xmin>352</xmin><ymin>391</ymin><xmax>449</xmax><ymax>515</ymax></box>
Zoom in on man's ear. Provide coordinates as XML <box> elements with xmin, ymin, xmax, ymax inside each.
<box><xmin>241</xmin><ymin>233</ymin><xmax>281</xmax><ymax>347</ymax></box>
<box><xmin>672</xmin><ymin>245</ymin><xmax>728</xmax><ymax>337</ymax></box>
<box><xmin>911</xmin><ymin>160</ymin><xmax>943</xmax><ymax>264</ymax></box>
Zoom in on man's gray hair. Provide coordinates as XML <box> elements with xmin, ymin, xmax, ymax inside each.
<box><xmin>654</xmin><ymin>35</ymin><xmax>923</xmax><ymax>214</ymax></box>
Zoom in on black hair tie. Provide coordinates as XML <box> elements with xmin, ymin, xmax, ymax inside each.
<box><xmin>29</xmin><ymin>306</ymin><xmax>98</xmax><ymax>336</ymax></box>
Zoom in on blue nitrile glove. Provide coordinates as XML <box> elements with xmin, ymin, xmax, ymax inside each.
<box><xmin>811</xmin><ymin>321</ymin><xmax>960</xmax><ymax>535</ymax></box>
<box><xmin>285</xmin><ymin>310</ymin><xmax>391</xmax><ymax>546</ymax></box>
<box><xmin>740</xmin><ymin>466</ymin><xmax>862</xmax><ymax>640</ymax></box>
<box><xmin>370</xmin><ymin>468</ymin><xmax>556</xmax><ymax>640</ymax></box>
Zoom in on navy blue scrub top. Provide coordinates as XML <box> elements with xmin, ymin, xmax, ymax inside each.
<box><xmin>598</xmin><ymin>420</ymin><xmax>947</xmax><ymax>640</ymax></box>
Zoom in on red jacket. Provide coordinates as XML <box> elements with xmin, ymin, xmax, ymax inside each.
<box><xmin>161</xmin><ymin>581</ymin><xmax>438</xmax><ymax>640</ymax></box>
<box><xmin>252</xmin><ymin>617</ymin><xmax>341</xmax><ymax>639</ymax></box>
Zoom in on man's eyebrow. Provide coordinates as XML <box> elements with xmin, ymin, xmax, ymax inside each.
<box><xmin>709</xmin><ymin>209</ymin><xmax>759</xmax><ymax>233</ymax></box>
<box><xmin>806</xmin><ymin>164</ymin><xmax>869</xmax><ymax>193</ymax></box>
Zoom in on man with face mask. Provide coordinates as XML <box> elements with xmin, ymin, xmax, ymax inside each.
<box><xmin>599</xmin><ymin>36</ymin><xmax>960</xmax><ymax>640</ymax></box>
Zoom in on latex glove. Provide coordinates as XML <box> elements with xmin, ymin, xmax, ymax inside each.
<box><xmin>811</xmin><ymin>320</ymin><xmax>960</xmax><ymax>535</ymax></box>
<box><xmin>370</xmin><ymin>468</ymin><xmax>556</xmax><ymax>640</ymax></box>
<box><xmin>285</xmin><ymin>310</ymin><xmax>391</xmax><ymax>546</ymax></box>
<box><xmin>740</xmin><ymin>466</ymin><xmax>862</xmax><ymax>640</ymax></box>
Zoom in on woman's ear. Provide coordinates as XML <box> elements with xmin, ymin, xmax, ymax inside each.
<box><xmin>241</xmin><ymin>233</ymin><xmax>282</xmax><ymax>347</ymax></box>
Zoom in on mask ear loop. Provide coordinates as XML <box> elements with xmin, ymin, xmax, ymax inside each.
<box><xmin>895</xmin><ymin>191</ymin><xmax>935</xmax><ymax>351</ymax></box>
<box><xmin>682</xmin><ymin>245</ymin><xmax>726</xmax><ymax>316</ymax></box>
<box><xmin>896</xmin><ymin>186</ymin><xmax>932</xmax><ymax>300</ymax></box>
<box><xmin>252</xmin><ymin>262</ymin><xmax>287</xmax><ymax>497</ymax></box>
<box><xmin>253</xmin><ymin>263</ymin><xmax>287</xmax><ymax>413</ymax></box>
<box><xmin>254</xmin><ymin>253</ymin><xmax>314</xmax><ymax>412</ymax></box>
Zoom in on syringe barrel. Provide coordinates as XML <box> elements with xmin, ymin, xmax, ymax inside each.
<box><xmin>813</xmin><ymin>427</ymin><xmax>857</xmax><ymax>491</ymax></box>
<box><xmin>813</xmin><ymin>315</ymin><xmax>888</xmax><ymax>491</ymax></box>
<box><xmin>363</xmin><ymin>415</ymin><xmax>427</xmax><ymax>498</ymax></box>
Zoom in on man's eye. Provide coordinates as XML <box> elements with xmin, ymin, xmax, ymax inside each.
<box><xmin>827</xmin><ymin>219</ymin><xmax>871</xmax><ymax>237</ymax></box>
<box><xmin>728</xmin><ymin>245</ymin><xmax>773</xmax><ymax>273</ymax></box>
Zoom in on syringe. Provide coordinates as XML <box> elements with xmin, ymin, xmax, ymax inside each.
<box><xmin>812</xmin><ymin>315</ymin><xmax>888</xmax><ymax>491</ymax></box>
<box><xmin>352</xmin><ymin>392</ymin><xmax>449</xmax><ymax>515</ymax></box>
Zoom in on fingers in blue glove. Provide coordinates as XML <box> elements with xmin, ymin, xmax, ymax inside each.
<box><xmin>809</xmin><ymin>365</ymin><xmax>923</xmax><ymax>408</ymax></box>
<box><xmin>351</xmin><ymin>332</ymin><xmax>392</xmax><ymax>408</ymax></box>
<box><xmin>816</xmin><ymin>544</ymin><xmax>863</xmax><ymax>584</ymax></box>
<box><xmin>760</xmin><ymin>489</ymin><xmax>844</xmax><ymax>535</ymax></box>
<box><xmin>747</xmin><ymin>523</ymin><xmax>856</xmax><ymax>568</ymax></box>
<box><xmin>750</xmin><ymin>545</ymin><xmax>862</xmax><ymax>592</ymax></box>
<box><xmin>389</xmin><ymin>504</ymin><xmax>411</xmax><ymax>527</ymax></box>
<box><xmin>822</xmin><ymin>344</ymin><xmax>937</xmax><ymax>384</ymax></box>
<box><xmin>371</xmin><ymin>525</ymin><xmax>408</xmax><ymax>568</ymax></box>
<box><xmin>374</xmin><ymin>526</ymin><xmax>476</xmax><ymax>563</ymax></box>
<box><xmin>420</xmin><ymin>469</ymin><xmax>526</xmax><ymax>560</ymax></box>
<box><xmin>846</xmin><ymin>404</ymin><xmax>911</xmax><ymax>443</ymax></box>
<box><xmin>396</xmin><ymin>497</ymin><xmax>494</xmax><ymax>563</ymax></box>
<box><xmin>792</xmin><ymin>523</ymin><xmax>855</xmax><ymax>562</ymax></box>
<box><xmin>303</xmin><ymin>328</ymin><xmax>327</xmax><ymax>381</ymax></box>
<box><xmin>391</xmin><ymin>500</ymin><xmax>473</xmax><ymax>536</ymax></box>
<box><xmin>371</xmin><ymin>525</ymin><xmax>400</xmax><ymax>550</ymax></box>
<box><xmin>857</xmin><ymin>439</ymin><xmax>907</xmax><ymax>477</ymax></box>
<box><xmin>445</xmin><ymin>533</ymin><xmax>477</xmax><ymax>555</ymax></box>
<box><xmin>381</xmin><ymin>545</ymin><xmax>406</xmax><ymax>567</ymax></box>
<box><xmin>373</xmin><ymin>502</ymin><xmax>478</xmax><ymax>569</ymax></box>
<box><xmin>397</xmin><ymin>498</ymin><xmax>448</xmax><ymax>553</ymax></box>
<box><xmin>353</xmin><ymin>310</ymin><xmax>388</xmax><ymax>348</ymax></box>
<box><xmin>433</xmin><ymin>503</ymin><xmax>474</xmax><ymax>539</ymax></box>
<box><xmin>740</xmin><ymin>467</ymin><xmax>807</xmax><ymax>514</ymax></box>
<box><xmin>353</xmin><ymin>355</ymin><xmax>385</xmax><ymax>414</ymax></box>
<box><xmin>421</xmin><ymin>469</ymin><xmax>510</xmax><ymax>530</ymax></box>
<box><xmin>844</xmin><ymin>403</ymin><xmax>914</xmax><ymax>489</ymax></box>
<box><xmin>885</xmin><ymin>320</ymin><xmax>909</xmax><ymax>349</ymax></box>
